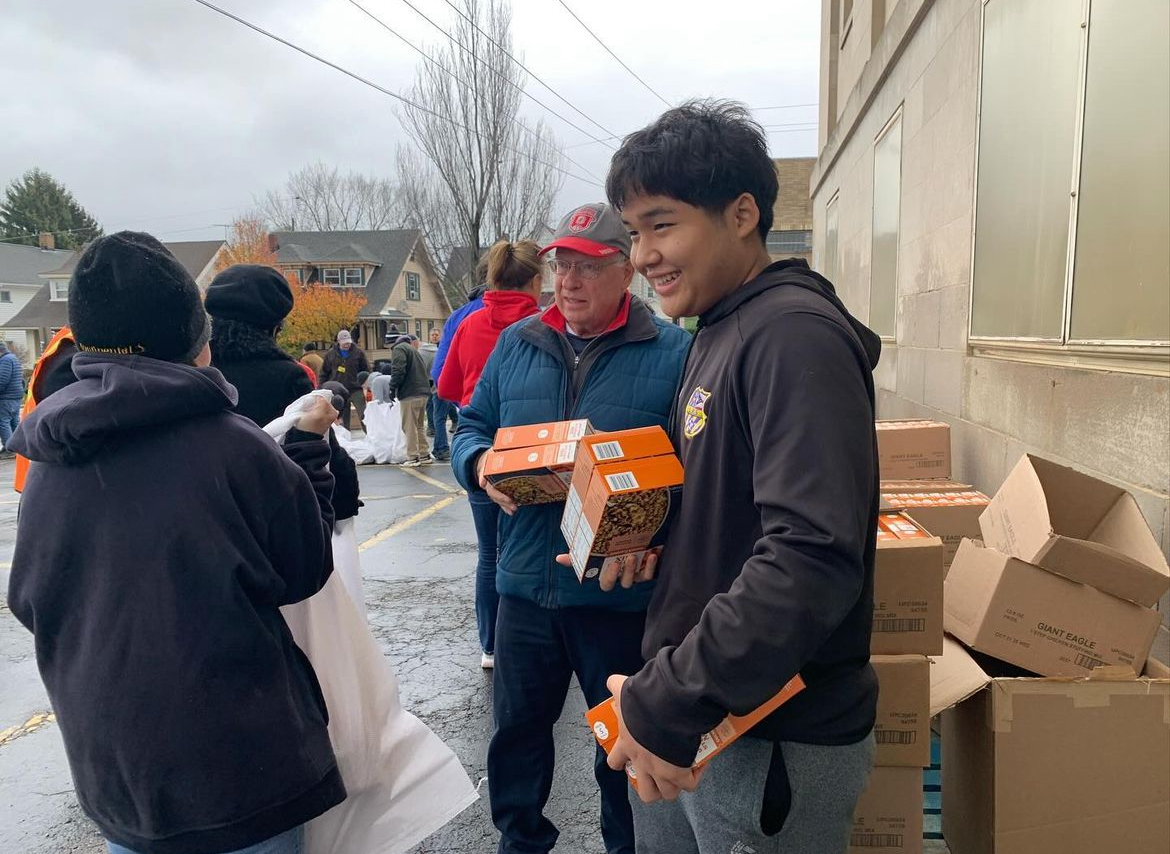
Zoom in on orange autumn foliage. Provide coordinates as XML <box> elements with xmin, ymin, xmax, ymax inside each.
<box><xmin>215</xmin><ymin>215</ymin><xmax>277</xmax><ymax>271</ymax></box>
<box><xmin>279</xmin><ymin>284</ymin><xmax>365</xmax><ymax>353</ymax></box>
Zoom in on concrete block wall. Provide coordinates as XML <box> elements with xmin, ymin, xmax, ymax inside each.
<box><xmin>813</xmin><ymin>0</ymin><xmax>1170</xmax><ymax>630</ymax></box>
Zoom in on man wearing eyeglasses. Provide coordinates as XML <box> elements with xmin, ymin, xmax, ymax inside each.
<box><xmin>451</xmin><ymin>203</ymin><xmax>690</xmax><ymax>854</ymax></box>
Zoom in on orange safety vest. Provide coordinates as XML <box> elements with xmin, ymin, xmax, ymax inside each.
<box><xmin>14</xmin><ymin>327</ymin><xmax>74</xmax><ymax>493</ymax></box>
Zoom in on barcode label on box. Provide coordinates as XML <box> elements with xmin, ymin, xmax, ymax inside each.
<box><xmin>606</xmin><ymin>472</ymin><xmax>639</xmax><ymax>492</ymax></box>
<box><xmin>874</xmin><ymin>729</ymin><xmax>917</xmax><ymax>745</ymax></box>
<box><xmin>592</xmin><ymin>440</ymin><xmax>624</xmax><ymax>461</ymax></box>
<box><xmin>1074</xmin><ymin>653</ymin><xmax>1105</xmax><ymax>670</ymax></box>
<box><xmin>850</xmin><ymin>833</ymin><xmax>904</xmax><ymax>848</ymax></box>
<box><xmin>873</xmin><ymin>618</ymin><xmax>926</xmax><ymax>634</ymax></box>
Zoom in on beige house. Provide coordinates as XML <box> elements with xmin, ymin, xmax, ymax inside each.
<box><xmin>271</xmin><ymin>230</ymin><xmax>451</xmax><ymax>361</ymax></box>
<box><xmin>811</xmin><ymin>0</ymin><xmax>1169</xmax><ymax>632</ymax></box>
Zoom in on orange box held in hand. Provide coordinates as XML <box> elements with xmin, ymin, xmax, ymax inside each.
<box><xmin>493</xmin><ymin>419</ymin><xmax>593</xmax><ymax>452</ymax></box>
<box><xmin>561</xmin><ymin>426</ymin><xmax>676</xmax><ymax>550</ymax></box>
<box><xmin>586</xmin><ymin>675</ymin><xmax>806</xmax><ymax>789</ymax></box>
<box><xmin>482</xmin><ymin>442</ymin><xmax>579</xmax><ymax>505</ymax></box>
<box><xmin>569</xmin><ymin>454</ymin><xmax>684</xmax><ymax>582</ymax></box>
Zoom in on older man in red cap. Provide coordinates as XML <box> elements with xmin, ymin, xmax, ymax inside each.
<box><xmin>449</xmin><ymin>204</ymin><xmax>690</xmax><ymax>854</ymax></box>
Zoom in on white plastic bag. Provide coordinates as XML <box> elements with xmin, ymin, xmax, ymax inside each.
<box><xmin>265</xmin><ymin>394</ymin><xmax>478</xmax><ymax>852</ymax></box>
<box><xmin>281</xmin><ymin>576</ymin><xmax>477</xmax><ymax>854</ymax></box>
<box><xmin>333</xmin><ymin>423</ymin><xmax>376</xmax><ymax>465</ymax></box>
<box><xmin>331</xmin><ymin>517</ymin><xmax>367</xmax><ymax>623</ymax></box>
<box><xmin>363</xmin><ymin>399</ymin><xmax>408</xmax><ymax>464</ymax></box>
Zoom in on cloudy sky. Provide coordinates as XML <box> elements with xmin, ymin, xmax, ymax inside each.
<box><xmin>1</xmin><ymin>0</ymin><xmax>820</xmax><ymax>244</ymax></box>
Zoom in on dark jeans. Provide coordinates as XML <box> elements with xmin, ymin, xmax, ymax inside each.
<box><xmin>489</xmin><ymin>595</ymin><xmax>646</xmax><ymax>854</ymax></box>
<box><xmin>468</xmin><ymin>489</ymin><xmax>500</xmax><ymax>654</ymax></box>
<box><xmin>429</xmin><ymin>393</ymin><xmax>452</xmax><ymax>456</ymax></box>
<box><xmin>0</xmin><ymin>398</ymin><xmax>19</xmax><ymax>448</ymax></box>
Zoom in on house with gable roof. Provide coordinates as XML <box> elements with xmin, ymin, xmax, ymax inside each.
<box><xmin>4</xmin><ymin>239</ymin><xmax>226</xmax><ymax>360</ymax></box>
<box><xmin>271</xmin><ymin>229</ymin><xmax>450</xmax><ymax>359</ymax></box>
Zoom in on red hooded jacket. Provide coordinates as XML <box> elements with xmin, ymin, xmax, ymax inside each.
<box><xmin>438</xmin><ymin>289</ymin><xmax>540</xmax><ymax>406</ymax></box>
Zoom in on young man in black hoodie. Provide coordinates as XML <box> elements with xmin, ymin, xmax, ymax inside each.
<box><xmin>6</xmin><ymin>232</ymin><xmax>345</xmax><ymax>854</ymax></box>
<box><xmin>601</xmin><ymin>101</ymin><xmax>882</xmax><ymax>853</ymax></box>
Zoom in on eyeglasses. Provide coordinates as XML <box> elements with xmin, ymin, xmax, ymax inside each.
<box><xmin>547</xmin><ymin>258</ymin><xmax>625</xmax><ymax>280</ymax></box>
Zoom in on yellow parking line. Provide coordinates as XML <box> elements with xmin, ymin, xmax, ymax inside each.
<box><xmin>358</xmin><ymin>495</ymin><xmax>460</xmax><ymax>552</ymax></box>
<box><xmin>400</xmin><ymin>466</ymin><xmax>461</xmax><ymax>494</ymax></box>
<box><xmin>0</xmin><ymin>712</ymin><xmax>56</xmax><ymax>748</ymax></box>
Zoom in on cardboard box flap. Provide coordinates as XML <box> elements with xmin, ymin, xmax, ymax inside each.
<box><xmin>981</xmin><ymin>455</ymin><xmax>1170</xmax><ymax>605</ymax></box>
<box><xmin>1090</xmin><ymin>492</ymin><xmax>1170</xmax><ymax>577</ymax></box>
<box><xmin>1036</xmin><ymin>535</ymin><xmax>1169</xmax><ymax>607</ymax></box>
<box><xmin>929</xmin><ymin>636</ymin><xmax>990</xmax><ymax>716</ymax></box>
<box><xmin>1028</xmin><ymin>454</ymin><xmax>1125</xmax><ymax>537</ymax></box>
<box><xmin>988</xmin><ymin>672</ymin><xmax>1169</xmax><ymax>733</ymax></box>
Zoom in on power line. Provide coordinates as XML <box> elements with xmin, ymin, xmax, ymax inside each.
<box><xmin>434</xmin><ymin>0</ymin><xmax>620</xmax><ymax>141</ymax></box>
<box><xmin>188</xmin><ymin>0</ymin><xmax>601</xmax><ymax>187</ymax></box>
<box><xmin>345</xmin><ymin>0</ymin><xmax>611</xmax><ymax>165</ymax></box>
<box><xmin>551</xmin><ymin>0</ymin><xmax>671</xmax><ymax>108</ymax></box>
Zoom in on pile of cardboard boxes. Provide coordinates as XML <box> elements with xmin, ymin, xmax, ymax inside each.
<box><xmin>485</xmin><ymin>418</ymin><xmax>1169</xmax><ymax>853</ymax></box>
<box><xmin>861</xmin><ymin>420</ymin><xmax>1170</xmax><ymax>854</ymax></box>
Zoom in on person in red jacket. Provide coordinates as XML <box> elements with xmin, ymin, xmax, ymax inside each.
<box><xmin>438</xmin><ymin>239</ymin><xmax>542</xmax><ymax>668</ymax></box>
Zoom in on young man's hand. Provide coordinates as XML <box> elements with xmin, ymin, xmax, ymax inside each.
<box><xmin>605</xmin><ymin>674</ymin><xmax>704</xmax><ymax>802</ymax></box>
<box><xmin>554</xmin><ymin>552</ymin><xmax>658</xmax><ymax>591</ymax></box>
<box><xmin>476</xmin><ymin>451</ymin><xmax>518</xmax><ymax>515</ymax></box>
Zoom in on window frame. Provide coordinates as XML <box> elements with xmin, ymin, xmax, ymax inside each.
<box><xmin>322</xmin><ymin>267</ymin><xmax>342</xmax><ymax>287</ymax></box>
<box><xmin>406</xmin><ymin>271</ymin><xmax>421</xmax><ymax>301</ymax></box>
<box><xmin>0</xmin><ymin>290</ymin><xmax>11</xmax><ymax>304</ymax></box>
<box><xmin>839</xmin><ymin>0</ymin><xmax>854</xmax><ymax>48</ymax></box>
<box><xmin>822</xmin><ymin>191</ymin><xmax>840</xmax><ymax>284</ymax></box>
<box><xmin>49</xmin><ymin>279</ymin><xmax>68</xmax><ymax>302</ymax></box>
<box><xmin>870</xmin><ymin>106</ymin><xmax>904</xmax><ymax>341</ymax></box>
<box><xmin>968</xmin><ymin>0</ymin><xmax>1169</xmax><ymax>373</ymax></box>
<box><xmin>765</xmin><ymin>229</ymin><xmax>814</xmax><ymax>255</ymax></box>
<box><xmin>343</xmin><ymin>267</ymin><xmax>364</xmax><ymax>287</ymax></box>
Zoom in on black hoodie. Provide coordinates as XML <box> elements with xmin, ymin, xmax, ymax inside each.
<box><xmin>6</xmin><ymin>353</ymin><xmax>345</xmax><ymax>854</ymax></box>
<box><xmin>622</xmin><ymin>259</ymin><xmax>882</xmax><ymax>766</ymax></box>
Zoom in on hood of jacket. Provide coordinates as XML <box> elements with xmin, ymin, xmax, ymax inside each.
<box><xmin>209</xmin><ymin>318</ymin><xmax>298</xmax><ymax>365</ymax></box>
<box><xmin>699</xmin><ymin>259</ymin><xmax>882</xmax><ymax>369</ymax></box>
<box><xmin>483</xmin><ymin>289</ymin><xmax>540</xmax><ymax>331</ymax></box>
<box><xmin>9</xmin><ymin>353</ymin><xmax>238</xmax><ymax>465</ymax></box>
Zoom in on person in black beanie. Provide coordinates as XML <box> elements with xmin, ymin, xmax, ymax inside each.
<box><xmin>206</xmin><ymin>264</ymin><xmax>314</xmax><ymax>428</ymax></box>
<box><xmin>208</xmin><ymin>263</ymin><xmax>364</xmax><ymax>527</ymax></box>
<box><xmin>6</xmin><ymin>231</ymin><xmax>346</xmax><ymax>854</ymax></box>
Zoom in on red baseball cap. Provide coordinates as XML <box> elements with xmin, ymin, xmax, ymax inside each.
<box><xmin>540</xmin><ymin>203</ymin><xmax>631</xmax><ymax>258</ymax></box>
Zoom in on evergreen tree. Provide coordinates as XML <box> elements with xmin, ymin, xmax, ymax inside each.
<box><xmin>0</xmin><ymin>169</ymin><xmax>103</xmax><ymax>249</ymax></box>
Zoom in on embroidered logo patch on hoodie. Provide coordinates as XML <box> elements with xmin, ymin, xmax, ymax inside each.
<box><xmin>683</xmin><ymin>386</ymin><xmax>712</xmax><ymax>439</ymax></box>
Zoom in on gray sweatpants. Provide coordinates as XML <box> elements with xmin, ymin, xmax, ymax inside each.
<box><xmin>629</xmin><ymin>734</ymin><xmax>875</xmax><ymax>854</ymax></box>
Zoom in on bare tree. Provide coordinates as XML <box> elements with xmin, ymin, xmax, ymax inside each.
<box><xmin>260</xmin><ymin>162</ymin><xmax>402</xmax><ymax>231</ymax></box>
<box><xmin>395</xmin><ymin>0</ymin><xmax>564</xmax><ymax>298</ymax></box>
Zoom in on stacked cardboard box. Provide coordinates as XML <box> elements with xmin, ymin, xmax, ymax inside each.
<box><xmin>931</xmin><ymin>454</ymin><xmax>1170</xmax><ymax>854</ymax></box>
<box><xmin>851</xmin><ymin>512</ymin><xmax>943</xmax><ymax>854</ymax></box>
<box><xmin>882</xmin><ymin>490</ymin><xmax>990</xmax><ymax>574</ymax></box>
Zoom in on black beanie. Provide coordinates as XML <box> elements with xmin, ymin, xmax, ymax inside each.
<box><xmin>68</xmin><ymin>231</ymin><xmax>210</xmax><ymax>363</ymax></box>
<box><xmin>205</xmin><ymin>264</ymin><xmax>295</xmax><ymax>329</ymax></box>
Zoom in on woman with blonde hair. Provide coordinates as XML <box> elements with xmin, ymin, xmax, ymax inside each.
<box><xmin>438</xmin><ymin>239</ymin><xmax>543</xmax><ymax>668</ymax></box>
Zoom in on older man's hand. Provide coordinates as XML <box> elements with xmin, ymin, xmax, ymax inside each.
<box><xmin>476</xmin><ymin>451</ymin><xmax>518</xmax><ymax>515</ymax></box>
<box><xmin>605</xmin><ymin>674</ymin><xmax>704</xmax><ymax>803</ymax></box>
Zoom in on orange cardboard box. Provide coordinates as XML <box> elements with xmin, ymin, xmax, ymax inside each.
<box><xmin>569</xmin><ymin>454</ymin><xmax>684</xmax><ymax>582</ymax></box>
<box><xmin>482</xmin><ymin>442</ymin><xmax>579</xmax><ymax>505</ymax></box>
<box><xmin>562</xmin><ymin>427</ymin><xmax>676</xmax><ymax>547</ymax></box>
<box><xmin>493</xmin><ymin>418</ymin><xmax>593</xmax><ymax>451</ymax></box>
<box><xmin>586</xmin><ymin>675</ymin><xmax>806</xmax><ymax>788</ymax></box>
<box><xmin>880</xmin><ymin>478</ymin><xmax>972</xmax><ymax>494</ymax></box>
